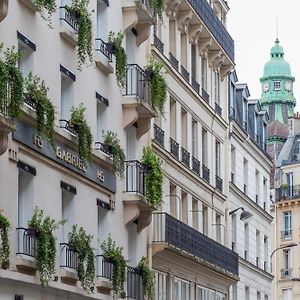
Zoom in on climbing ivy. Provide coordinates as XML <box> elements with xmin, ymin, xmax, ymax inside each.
<box><xmin>0</xmin><ymin>213</ymin><xmax>10</xmax><ymax>269</ymax></box>
<box><xmin>33</xmin><ymin>0</ymin><xmax>57</xmax><ymax>27</ymax></box>
<box><xmin>138</xmin><ymin>257</ymin><xmax>154</xmax><ymax>300</ymax></box>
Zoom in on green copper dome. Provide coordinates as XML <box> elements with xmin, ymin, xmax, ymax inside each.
<box><xmin>263</xmin><ymin>39</ymin><xmax>291</xmax><ymax>77</ymax></box>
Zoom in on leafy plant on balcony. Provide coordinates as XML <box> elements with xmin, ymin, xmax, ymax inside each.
<box><xmin>142</xmin><ymin>146</ymin><xmax>163</xmax><ymax>209</ymax></box>
<box><xmin>66</xmin><ymin>0</ymin><xmax>93</xmax><ymax>69</ymax></box>
<box><xmin>0</xmin><ymin>44</ymin><xmax>23</xmax><ymax>119</ymax></box>
<box><xmin>27</xmin><ymin>207</ymin><xmax>63</xmax><ymax>287</ymax></box>
<box><xmin>101</xmin><ymin>234</ymin><xmax>127</xmax><ymax>297</ymax></box>
<box><xmin>0</xmin><ymin>212</ymin><xmax>10</xmax><ymax>269</ymax></box>
<box><xmin>102</xmin><ymin>130</ymin><xmax>125</xmax><ymax>178</ymax></box>
<box><xmin>68</xmin><ymin>225</ymin><xmax>95</xmax><ymax>293</ymax></box>
<box><xmin>138</xmin><ymin>257</ymin><xmax>154</xmax><ymax>300</ymax></box>
<box><xmin>69</xmin><ymin>104</ymin><xmax>92</xmax><ymax>162</ymax></box>
<box><xmin>24</xmin><ymin>72</ymin><xmax>55</xmax><ymax>146</ymax></box>
<box><xmin>145</xmin><ymin>58</ymin><xmax>166</xmax><ymax>116</ymax></box>
<box><xmin>281</xmin><ymin>183</ymin><xmax>288</xmax><ymax>190</ymax></box>
<box><xmin>33</xmin><ymin>0</ymin><xmax>57</xmax><ymax>27</ymax></box>
<box><xmin>150</xmin><ymin>0</ymin><xmax>164</xmax><ymax>18</ymax></box>
<box><xmin>108</xmin><ymin>31</ymin><xmax>127</xmax><ymax>88</ymax></box>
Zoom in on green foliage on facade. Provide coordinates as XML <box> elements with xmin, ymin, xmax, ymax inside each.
<box><xmin>33</xmin><ymin>0</ymin><xmax>57</xmax><ymax>27</ymax></box>
<box><xmin>138</xmin><ymin>256</ymin><xmax>154</xmax><ymax>299</ymax></box>
<box><xmin>0</xmin><ymin>213</ymin><xmax>10</xmax><ymax>269</ymax></box>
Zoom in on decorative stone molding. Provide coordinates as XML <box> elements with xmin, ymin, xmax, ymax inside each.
<box><xmin>208</xmin><ymin>50</ymin><xmax>223</xmax><ymax>67</ymax></box>
<box><xmin>165</xmin><ymin>0</ymin><xmax>181</xmax><ymax>17</ymax></box>
<box><xmin>0</xmin><ymin>115</ymin><xmax>16</xmax><ymax>156</ymax></box>
<box><xmin>0</xmin><ymin>0</ymin><xmax>8</xmax><ymax>23</ymax></box>
<box><xmin>189</xmin><ymin>24</ymin><xmax>203</xmax><ymax>44</ymax></box>
<box><xmin>177</xmin><ymin>10</ymin><xmax>192</xmax><ymax>33</ymax></box>
<box><xmin>198</xmin><ymin>38</ymin><xmax>212</xmax><ymax>56</ymax></box>
<box><xmin>221</xmin><ymin>64</ymin><xmax>234</xmax><ymax>80</ymax></box>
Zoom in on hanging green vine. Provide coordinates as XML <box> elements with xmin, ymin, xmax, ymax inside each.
<box><xmin>138</xmin><ymin>257</ymin><xmax>154</xmax><ymax>300</ymax></box>
<box><xmin>0</xmin><ymin>213</ymin><xmax>10</xmax><ymax>269</ymax></box>
<box><xmin>101</xmin><ymin>234</ymin><xmax>127</xmax><ymax>297</ymax></box>
<box><xmin>108</xmin><ymin>31</ymin><xmax>127</xmax><ymax>88</ymax></box>
<box><xmin>142</xmin><ymin>146</ymin><xmax>163</xmax><ymax>209</ymax></box>
<box><xmin>27</xmin><ymin>207</ymin><xmax>62</xmax><ymax>287</ymax></box>
<box><xmin>67</xmin><ymin>0</ymin><xmax>93</xmax><ymax>69</ymax></box>
<box><xmin>0</xmin><ymin>44</ymin><xmax>23</xmax><ymax>119</ymax></box>
<box><xmin>68</xmin><ymin>225</ymin><xmax>95</xmax><ymax>293</ymax></box>
<box><xmin>24</xmin><ymin>72</ymin><xmax>55</xmax><ymax>146</ymax></box>
<box><xmin>102</xmin><ymin>131</ymin><xmax>125</xmax><ymax>178</ymax></box>
<box><xmin>149</xmin><ymin>0</ymin><xmax>164</xmax><ymax>18</ymax></box>
<box><xmin>70</xmin><ymin>104</ymin><xmax>92</xmax><ymax>162</ymax></box>
<box><xmin>33</xmin><ymin>0</ymin><xmax>57</xmax><ymax>27</ymax></box>
<box><xmin>145</xmin><ymin>58</ymin><xmax>167</xmax><ymax>116</ymax></box>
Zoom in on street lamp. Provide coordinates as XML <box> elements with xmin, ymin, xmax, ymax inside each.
<box><xmin>229</xmin><ymin>207</ymin><xmax>253</xmax><ymax>221</ymax></box>
<box><xmin>270</xmin><ymin>242</ymin><xmax>298</xmax><ymax>260</ymax></box>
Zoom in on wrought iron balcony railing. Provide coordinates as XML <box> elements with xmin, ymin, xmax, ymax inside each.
<box><xmin>96</xmin><ymin>255</ymin><xmax>113</xmax><ymax>280</ymax></box>
<box><xmin>153</xmin><ymin>124</ymin><xmax>165</xmax><ymax>148</ymax></box>
<box><xmin>127</xmin><ymin>266</ymin><xmax>143</xmax><ymax>299</ymax></box>
<box><xmin>281</xmin><ymin>229</ymin><xmax>292</xmax><ymax>240</ymax></box>
<box><xmin>231</xmin><ymin>172</ymin><xmax>234</xmax><ymax>183</ymax></box>
<box><xmin>124</xmin><ymin>64</ymin><xmax>150</xmax><ymax>104</ymax></box>
<box><xmin>95</xmin><ymin>142</ymin><xmax>113</xmax><ymax>156</ymax></box>
<box><xmin>202</xmin><ymin>88</ymin><xmax>210</xmax><ymax>103</ymax></box>
<box><xmin>125</xmin><ymin>160</ymin><xmax>148</xmax><ymax>196</ymax></box>
<box><xmin>276</xmin><ymin>185</ymin><xmax>300</xmax><ymax>201</ymax></box>
<box><xmin>60</xmin><ymin>243</ymin><xmax>78</xmax><ymax>270</ymax></box>
<box><xmin>192</xmin><ymin>156</ymin><xmax>200</xmax><ymax>176</ymax></box>
<box><xmin>59</xmin><ymin>119</ymin><xmax>77</xmax><ymax>135</ymax></box>
<box><xmin>181</xmin><ymin>65</ymin><xmax>190</xmax><ymax>83</ymax></box>
<box><xmin>181</xmin><ymin>147</ymin><xmax>190</xmax><ymax>168</ymax></box>
<box><xmin>169</xmin><ymin>52</ymin><xmax>179</xmax><ymax>70</ymax></box>
<box><xmin>281</xmin><ymin>268</ymin><xmax>292</xmax><ymax>279</ymax></box>
<box><xmin>187</xmin><ymin>0</ymin><xmax>234</xmax><ymax>61</ymax></box>
<box><xmin>191</xmin><ymin>77</ymin><xmax>200</xmax><ymax>93</ymax></box>
<box><xmin>202</xmin><ymin>164</ymin><xmax>210</xmax><ymax>183</ymax></box>
<box><xmin>243</xmin><ymin>184</ymin><xmax>247</xmax><ymax>195</ymax></box>
<box><xmin>95</xmin><ymin>38</ymin><xmax>113</xmax><ymax>61</ymax></box>
<box><xmin>170</xmin><ymin>138</ymin><xmax>179</xmax><ymax>160</ymax></box>
<box><xmin>16</xmin><ymin>227</ymin><xmax>37</xmax><ymax>257</ymax></box>
<box><xmin>24</xmin><ymin>96</ymin><xmax>37</xmax><ymax>110</ymax></box>
<box><xmin>152</xmin><ymin>213</ymin><xmax>239</xmax><ymax>276</ymax></box>
<box><xmin>153</xmin><ymin>34</ymin><xmax>164</xmax><ymax>54</ymax></box>
<box><xmin>255</xmin><ymin>195</ymin><xmax>259</xmax><ymax>204</ymax></box>
<box><xmin>59</xmin><ymin>6</ymin><xmax>78</xmax><ymax>32</ymax></box>
<box><xmin>215</xmin><ymin>175</ymin><xmax>223</xmax><ymax>193</ymax></box>
<box><xmin>215</xmin><ymin>102</ymin><xmax>222</xmax><ymax>116</ymax></box>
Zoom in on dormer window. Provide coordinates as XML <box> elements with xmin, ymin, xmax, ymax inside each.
<box><xmin>273</xmin><ymin>81</ymin><xmax>281</xmax><ymax>91</ymax></box>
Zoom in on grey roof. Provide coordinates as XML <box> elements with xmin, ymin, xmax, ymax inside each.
<box><xmin>277</xmin><ymin>134</ymin><xmax>300</xmax><ymax>167</ymax></box>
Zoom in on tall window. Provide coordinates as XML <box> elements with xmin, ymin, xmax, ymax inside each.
<box><xmin>257</xmin><ymin>292</ymin><xmax>261</xmax><ymax>300</ymax></box>
<box><xmin>215</xmin><ymin>141</ymin><xmax>221</xmax><ymax>177</ymax></box>
<box><xmin>264</xmin><ymin>236</ymin><xmax>268</xmax><ymax>271</ymax></box>
<box><xmin>202</xmin><ymin>128</ymin><xmax>207</xmax><ymax>166</ymax></box>
<box><xmin>243</xmin><ymin>158</ymin><xmax>248</xmax><ymax>194</ymax></box>
<box><xmin>192</xmin><ymin>198</ymin><xmax>198</xmax><ymax>230</ymax></box>
<box><xmin>202</xmin><ymin>205</ymin><xmax>208</xmax><ymax>235</ymax></box>
<box><xmin>96</xmin><ymin>0</ymin><xmax>108</xmax><ymax>40</ymax></box>
<box><xmin>231</xmin><ymin>146</ymin><xmax>236</xmax><ymax>182</ymax></box>
<box><xmin>263</xmin><ymin>177</ymin><xmax>267</xmax><ymax>210</ymax></box>
<box><xmin>181</xmin><ymin>109</ymin><xmax>187</xmax><ymax>149</ymax></box>
<box><xmin>180</xmin><ymin>33</ymin><xmax>187</xmax><ymax>68</ymax></box>
<box><xmin>201</xmin><ymin>57</ymin><xmax>207</xmax><ymax>90</ymax></box>
<box><xmin>61</xmin><ymin>188</ymin><xmax>75</xmax><ymax>242</ymax></box>
<box><xmin>231</xmin><ymin>214</ymin><xmax>236</xmax><ymax>251</ymax></box>
<box><xmin>154</xmin><ymin>271</ymin><xmax>167</xmax><ymax>300</ymax></box>
<box><xmin>181</xmin><ymin>191</ymin><xmax>188</xmax><ymax>224</ymax></box>
<box><xmin>256</xmin><ymin>230</ymin><xmax>260</xmax><ymax>267</ymax></box>
<box><xmin>170</xmin><ymin>98</ymin><xmax>176</xmax><ymax>140</ymax></box>
<box><xmin>192</xmin><ymin>119</ymin><xmax>198</xmax><ymax>158</ymax></box>
<box><xmin>215</xmin><ymin>213</ymin><xmax>221</xmax><ymax>243</ymax></box>
<box><xmin>282</xmin><ymin>288</ymin><xmax>292</xmax><ymax>300</ymax></box>
<box><xmin>244</xmin><ymin>223</ymin><xmax>249</xmax><ymax>259</ymax></box>
<box><xmin>174</xmin><ymin>278</ymin><xmax>190</xmax><ymax>300</ymax></box>
<box><xmin>282</xmin><ymin>249</ymin><xmax>291</xmax><ymax>276</ymax></box>
<box><xmin>255</xmin><ymin>170</ymin><xmax>260</xmax><ymax>204</ymax></box>
<box><xmin>169</xmin><ymin>19</ymin><xmax>176</xmax><ymax>55</ymax></box>
<box><xmin>245</xmin><ymin>286</ymin><xmax>250</xmax><ymax>300</ymax></box>
<box><xmin>286</xmin><ymin>172</ymin><xmax>293</xmax><ymax>198</ymax></box>
<box><xmin>18</xmin><ymin>34</ymin><xmax>34</xmax><ymax>76</ymax></box>
<box><xmin>191</xmin><ymin>44</ymin><xmax>197</xmax><ymax>79</ymax></box>
<box><xmin>97</xmin><ymin>99</ymin><xmax>107</xmax><ymax>140</ymax></box>
<box><xmin>283</xmin><ymin>211</ymin><xmax>292</xmax><ymax>239</ymax></box>
<box><xmin>60</xmin><ymin>70</ymin><xmax>74</xmax><ymax>120</ymax></box>
<box><xmin>214</xmin><ymin>71</ymin><xmax>220</xmax><ymax>104</ymax></box>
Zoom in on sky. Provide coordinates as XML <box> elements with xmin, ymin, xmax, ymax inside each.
<box><xmin>227</xmin><ymin>0</ymin><xmax>300</xmax><ymax>110</ymax></box>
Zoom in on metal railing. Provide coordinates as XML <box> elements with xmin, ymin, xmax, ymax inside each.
<box><xmin>95</xmin><ymin>38</ymin><xmax>113</xmax><ymax>61</ymax></box>
<box><xmin>215</xmin><ymin>175</ymin><xmax>223</xmax><ymax>193</ymax></box>
<box><xmin>124</xmin><ymin>64</ymin><xmax>150</xmax><ymax>104</ymax></box>
<box><xmin>24</xmin><ymin>96</ymin><xmax>36</xmax><ymax>110</ymax></box>
<box><xmin>276</xmin><ymin>185</ymin><xmax>300</xmax><ymax>201</ymax></box>
<box><xmin>181</xmin><ymin>65</ymin><xmax>190</xmax><ymax>83</ymax></box>
<box><xmin>215</xmin><ymin>102</ymin><xmax>222</xmax><ymax>116</ymax></box>
<box><xmin>244</xmin><ymin>250</ymin><xmax>248</xmax><ymax>260</ymax></box>
<box><xmin>95</xmin><ymin>142</ymin><xmax>112</xmax><ymax>156</ymax></box>
<box><xmin>191</xmin><ymin>77</ymin><xmax>200</xmax><ymax>93</ymax></box>
<box><xmin>152</xmin><ymin>213</ymin><xmax>239</xmax><ymax>276</ymax></box>
<box><xmin>281</xmin><ymin>268</ymin><xmax>292</xmax><ymax>279</ymax></box>
<box><xmin>192</xmin><ymin>156</ymin><xmax>200</xmax><ymax>176</ymax></box>
<box><xmin>202</xmin><ymin>88</ymin><xmax>210</xmax><ymax>103</ymax></box>
<box><xmin>202</xmin><ymin>164</ymin><xmax>210</xmax><ymax>183</ymax></box>
<box><xmin>264</xmin><ymin>261</ymin><xmax>267</xmax><ymax>272</ymax></box>
<box><xmin>59</xmin><ymin>119</ymin><xmax>77</xmax><ymax>135</ymax></box>
<box><xmin>256</xmin><ymin>257</ymin><xmax>259</xmax><ymax>267</ymax></box>
<box><xmin>16</xmin><ymin>228</ymin><xmax>37</xmax><ymax>257</ymax></box>
<box><xmin>127</xmin><ymin>266</ymin><xmax>143</xmax><ymax>300</ymax></box>
<box><xmin>255</xmin><ymin>195</ymin><xmax>259</xmax><ymax>204</ymax></box>
<box><xmin>59</xmin><ymin>6</ymin><xmax>78</xmax><ymax>31</ymax></box>
<box><xmin>231</xmin><ymin>172</ymin><xmax>234</xmax><ymax>183</ymax></box>
<box><xmin>153</xmin><ymin>124</ymin><xmax>165</xmax><ymax>148</ymax></box>
<box><xmin>181</xmin><ymin>147</ymin><xmax>190</xmax><ymax>168</ymax></box>
<box><xmin>243</xmin><ymin>184</ymin><xmax>247</xmax><ymax>194</ymax></box>
<box><xmin>153</xmin><ymin>34</ymin><xmax>164</xmax><ymax>54</ymax></box>
<box><xmin>170</xmin><ymin>138</ymin><xmax>179</xmax><ymax>159</ymax></box>
<box><xmin>60</xmin><ymin>243</ymin><xmax>78</xmax><ymax>270</ymax></box>
<box><xmin>125</xmin><ymin>160</ymin><xmax>147</xmax><ymax>196</ymax></box>
<box><xmin>281</xmin><ymin>229</ymin><xmax>292</xmax><ymax>240</ymax></box>
<box><xmin>169</xmin><ymin>52</ymin><xmax>179</xmax><ymax>70</ymax></box>
<box><xmin>96</xmin><ymin>255</ymin><xmax>113</xmax><ymax>280</ymax></box>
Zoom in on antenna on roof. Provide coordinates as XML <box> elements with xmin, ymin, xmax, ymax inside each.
<box><xmin>276</xmin><ymin>16</ymin><xmax>279</xmax><ymax>41</ymax></box>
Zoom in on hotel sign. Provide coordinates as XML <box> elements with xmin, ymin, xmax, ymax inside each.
<box><xmin>13</xmin><ymin>122</ymin><xmax>116</xmax><ymax>193</ymax></box>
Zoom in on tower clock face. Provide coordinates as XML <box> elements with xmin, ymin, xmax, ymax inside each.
<box><xmin>263</xmin><ymin>82</ymin><xmax>270</xmax><ymax>92</ymax></box>
<box><xmin>285</xmin><ymin>81</ymin><xmax>292</xmax><ymax>92</ymax></box>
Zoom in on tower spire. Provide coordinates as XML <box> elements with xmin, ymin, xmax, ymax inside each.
<box><xmin>276</xmin><ymin>16</ymin><xmax>279</xmax><ymax>41</ymax></box>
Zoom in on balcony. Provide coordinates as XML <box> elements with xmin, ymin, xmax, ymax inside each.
<box><xmin>181</xmin><ymin>65</ymin><xmax>190</xmax><ymax>83</ymax></box>
<box><xmin>153</xmin><ymin>124</ymin><xmax>165</xmax><ymax>148</ymax></box>
<box><xmin>59</xmin><ymin>119</ymin><xmax>77</xmax><ymax>136</ymax></box>
<box><xmin>95</xmin><ymin>142</ymin><xmax>113</xmax><ymax>157</ymax></box>
<box><xmin>215</xmin><ymin>102</ymin><xmax>222</xmax><ymax>116</ymax></box>
<box><xmin>281</xmin><ymin>229</ymin><xmax>292</xmax><ymax>240</ymax></box>
<box><xmin>0</xmin><ymin>0</ymin><xmax>8</xmax><ymax>22</ymax></box>
<box><xmin>127</xmin><ymin>266</ymin><xmax>143</xmax><ymax>299</ymax></box>
<box><xmin>95</xmin><ymin>38</ymin><xmax>114</xmax><ymax>74</ymax></box>
<box><xmin>276</xmin><ymin>185</ymin><xmax>300</xmax><ymax>201</ymax></box>
<box><xmin>215</xmin><ymin>175</ymin><xmax>223</xmax><ymax>193</ymax></box>
<box><xmin>16</xmin><ymin>227</ymin><xmax>37</xmax><ymax>272</ymax></box>
<box><xmin>96</xmin><ymin>255</ymin><xmax>113</xmax><ymax>293</ymax></box>
<box><xmin>60</xmin><ymin>243</ymin><xmax>78</xmax><ymax>282</ymax></box>
<box><xmin>123</xmin><ymin>160</ymin><xmax>152</xmax><ymax>232</ymax></box>
<box><xmin>169</xmin><ymin>52</ymin><xmax>179</xmax><ymax>71</ymax></box>
<box><xmin>122</xmin><ymin>64</ymin><xmax>154</xmax><ymax>138</ymax></box>
<box><xmin>202</xmin><ymin>164</ymin><xmax>210</xmax><ymax>183</ymax></box>
<box><xmin>122</xmin><ymin>0</ymin><xmax>154</xmax><ymax>46</ymax></box>
<box><xmin>281</xmin><ymin>268</ymin><xmax>292</xmax><ymax>279</ymax></box>
<box><xmin>192</xmin><ymin>156</ymin><xmax>201</xmax><ymax>176</ymax></box>
<box><xmin>59</xmin><ymin>6</ymin><xmax>78</xmax><ymax>46</ymax></box>
<box><xmin>170</xmin><ymin>138</ymin><xmax>179</xmax><ymax>159</ymax></box>
<box><xmin>181</xmin><ymin>147</ymin><xmax>190</xmax><ymax>168</ymax></box>
<box><xmin>191</xmin><ymin>77</ymin><xmax>200</xmax><ymax>94</ymax></box>
<box><xmin>153</xmin><ymin>34</ymin><xmax>164</xmax><ymax>54</ymax></box>
<box><xmin>202</xmin><ymin>88</ymin><xmax>210</xmax><ymax>103</ymax></box>
<box><xmin>152</xmin><ymin>213</ymin><xmax>239</xmax><ymax>278</ymax></box>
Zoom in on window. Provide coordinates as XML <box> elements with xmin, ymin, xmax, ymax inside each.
<box><xmin>60</xmin><ymin>69</ymin><xmax>74</xmax><ymax>120</ymax></box>
<box><xmin>283</xmin><ymin>211</ymin><xmax>292</xmax><ymax>239</ymax></box>
<box><xmin>215</xmin><ymin>213</ymin><xmax>221</xmax><ymax>243</ymax></box>
<box><xmin>286</xmin><ymin>172</ymin><xmax>293</xmax><ymax>198</ymax></box>
<box><xmin>170</xmin><ymin>183</ymin><xmax>177</xmax><ymax>218</ymax></box>
<box><xmin>169</xmin><ymin>19</ymin><xmax>176</xmax><ymax>55</ymax></box>
<box><xmin>180</xmin><ymin>33</ymin><xmax>187</xmax><ymax>68</ymax></box>
<box><xmin>191</xmin><ymin>44</ymin><xmax>197</xmax><ymax>79</ymax></box>
<box><xmin>263</xmin><ymin>177</ymin><xmax>267</xmax><ymax>210</ymax></box>
<box><xmin>231</xmin><ymin>214</ymin><xmax>236</xmax><ymax>251</ymax></box>
<box><xmin>201</xmin><ymin>57</ymin><xmax>207</xmax><ymax>90</ymax></box>
<box><xmin>96</xmin><ymin>0</ymin><xmax>108</xmax><ymax>40</ymax></box>
<box><xmin>192</xmin><ymin>119</ymin><xmax>198</xmax><ymax>158</ymax></box>
<box><xmin>214</xmin><ymin>71</ymin><xmax>220</xmax><ymax>103</ymax></box>
<box><xmin>231</xmin><ymin>146</ymin><xmax>236</xmax><ymax>182</ymax></box>
<box><xmin>244</xmin><ymin>223</ymin><xmax>249</xmax><ymax>259</ymax></box>
<box><xmin>202</xmin><ymin>205</ymin><xmax>208</xmax><ymax>235</ymax></box>
<box><xmin>154</xmin><ymin>271</ymin><xmax>167</xmax><ymax>300</ymax></box>
<box><xmin>181</xmin><ymin>191</ymin><xmax>188</xmax><ymax>224</ymax></box>
<box><xmin>170</xmin><ymin>98</ymin><xmax>176</xmax><ymax>140</ymax></box>
<box><xmin>181</xmin><ymin>109</ymin><xmax>187</xmax><ymax>149</ymax></box>
<box><xmin>61</xmin><ymin>188</ymin><xmax>75</xmax><ymax>242</ymax></box>
<box><xmin>215</xmin><ymin>141</ymin><xmax>221</xmax><ymax>176</ymax></box>
<box><xmin>282</xmin><ymin>249</ymin><xmax>291</xmax><ymax>276</ymax></box>
<box><xmin>273</xmin><ymin>80</ymin><xmax>281</xmax><ymax>91</ymax></box>
<box><xmin>192</xmin><ymin>198</ymin><xmax>198</xmax><ymax>230</ymax></box>
<box><xmin>202</xmin><ymin>128</ymin><xmax>207</xmax><ymax>166</ymax></box>
<box><xmin>196</xmin><ymin>285</ymin><xmax>225</xmax><ymax>300</ymax></box>
<box><xmin>96</xmin><ymin>97</ymin><xmax>108</xmax><ymax>140</ymax></box>
<box><xmin>255</xmin><ymin>170</ymin><xmax>260</xmax><ymax>204</ymax></box>
<box><xmin>282</xmin><ymin>288</ymin><xmax>292</xmax><ymax>300</ymax></box>
<box><xmin>245</xmin><ymin>286</ymin><xmax>249</xmax><ymax>300</ymax></box>
<box><xmin>18</xmin><ymin>35</ymin><xmax>34</xmax><ymax>76</ymax></box>
<box><xmin>174</xmin><ymin>278</ymin><xmax>190</xmax><ymax>300</ymax></box>
<box><xmin>257</xmin><ymin>292</ymin><xmax>261</xmax><ymax>300</ymax></box>
<box><xmin>243</xmin><ymin>158</ymin><xmax>248</xmax><ymax>194</ymax></box>
<box><xmin>264</xmin><ymin>236</ymin><xmax>268</xmax><ymax>271</ymax></box>
<box><xmin>256</xmin><ymin>230</ymin><xmax>260</xmax><ymax>267</ymax></box>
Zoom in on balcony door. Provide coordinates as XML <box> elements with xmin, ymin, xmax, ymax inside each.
<box><xmin>286</xmin><ymin>172</ymin><xmax>293</xmax><ymax>198</ymax></box>
<box><xmin>283</xmin><ymin>211</ymin><xmax>292</xmax><ymax>238</ymax></box>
